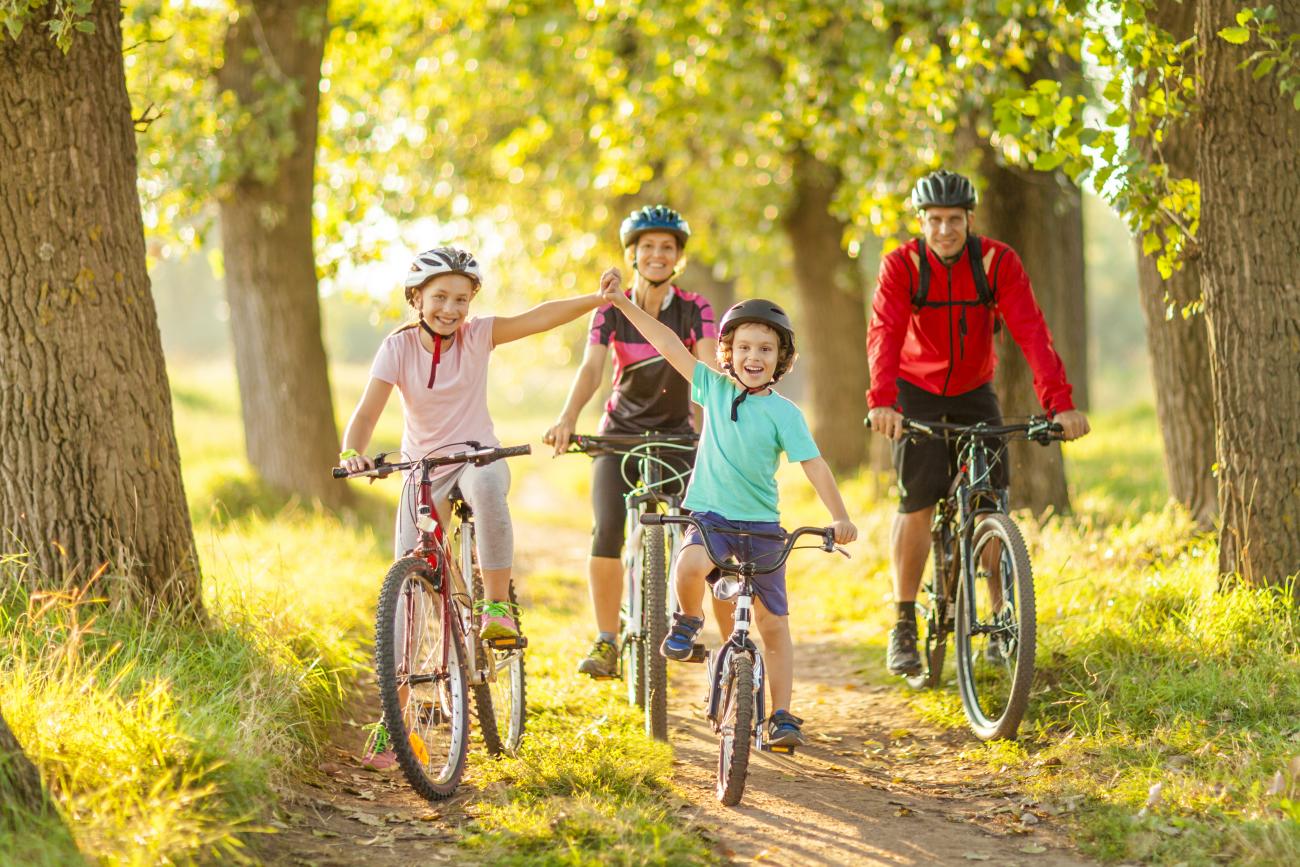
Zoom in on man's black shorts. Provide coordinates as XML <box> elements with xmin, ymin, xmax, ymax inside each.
<box><xmin>892</xmin><ymin>379</ymin><xmax>1009</xmax><ymax>513</ymax></box>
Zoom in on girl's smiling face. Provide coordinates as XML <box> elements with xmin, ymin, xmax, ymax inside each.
<box><xmin>726</xmin><ymin>322</ymin><xmax>781</xmax><ymax>389</ymax></box>
<box><xmin>632</xmin><ymin>231</ymin><xmax>681</xmax><ymax>284</ymax></box>
<box><xmin>414</xmin><ymin>273</ymin><xmax>477</xmax><ymax>335</ymax></box>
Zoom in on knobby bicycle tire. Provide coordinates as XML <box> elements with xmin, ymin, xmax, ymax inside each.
<box><xmin>375</xmin><ymin>557</ymin><xmax>469</xmax><ymax>801</ymax></box>
<box><xmin>906</xmin><ymin>531</ymin><xmax>957</xmax><ymax>690</ymax></box>
<box><xmin>955</xmin><ymin>512</ymin><xmax>1036</xmax><ymax>741</ymax></box>
<box><xmin>716</xmin><ymin>653</ymin><xmax>755</xmax><ymax>806</ymax></box>
<box><xmin>643</xmin><ymin>523</ymin><xmax>670</xmax><ymax>741</ymax></box>
<box><xmin>471</xmin><ymin>572</ymin><xmax>526</xmax><ymax>756</ymax></box>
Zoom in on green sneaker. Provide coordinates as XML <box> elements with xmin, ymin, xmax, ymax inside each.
<box><xmin>476</xmin><ymin>600</ymin><xmax>520</xmax><ymax>641</ymax></box>
<box><xmin>577</xmin><ymin>638</ymin><xmax>619</xmax><ymax>678</ymax></box>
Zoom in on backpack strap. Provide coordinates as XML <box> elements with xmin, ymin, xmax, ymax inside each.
<box><xmin>966</xmin><ymin>235</ymin><xmax>994</xmax><ymax>307</ymax></box>
<box><xmin>913</xmin><ymin>238</ymin><xmax>930</xmax><ymax>309</ymax></box>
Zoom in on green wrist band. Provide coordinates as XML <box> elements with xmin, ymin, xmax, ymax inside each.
<box><xmin>339</xmin><ymin>448</ymin><xmax>359</xmax><ymax>460</ymax></box>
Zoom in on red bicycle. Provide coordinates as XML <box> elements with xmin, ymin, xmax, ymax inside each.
<box><xmin>334</xmin><ymin>441</ymin><xmax>530</xmax><ymax>800</ymax></box>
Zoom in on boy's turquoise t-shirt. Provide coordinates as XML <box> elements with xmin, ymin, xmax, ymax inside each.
<box><xmin>683</xmin><ymin>361</ymin><xmax>820</xmax><ymax>522</ymax></box>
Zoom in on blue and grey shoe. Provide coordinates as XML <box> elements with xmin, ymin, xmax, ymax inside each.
<box><xmin>660</xmin><ymin>612</ymin><xmax>705</xmax><ymax>660</ymax></box>
<box><xmin>766</xmin><ymin>709</ymin><xmax>808</xmax><ymax>747</ymax></box>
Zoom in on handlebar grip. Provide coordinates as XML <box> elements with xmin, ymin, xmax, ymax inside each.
<box><xmin>640</xmin><ymin>513</ymin><xmax>665</xmax><ymax>526</ymax></box>
<box><xmin>497</xmin><ymin>444</ymin><xmax>532</xmax><ymax>458</ymax></box>
<box><xmin>331</xmin><ymin>467</ymin><xmax>348</xmax><ymax>479</ymax></box>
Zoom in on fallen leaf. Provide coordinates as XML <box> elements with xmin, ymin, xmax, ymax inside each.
<box><xmin>814</xmin><ymin>733</ymin><xmax>843</xmax><ymax>744</ymax></box>
<box><xmin>895</xmin><ymin>806</ymin><xmax>914</xmax><ymax>817</ymax></box>
<box><xmin>963</xmin><ymin>853</ymin><xmax>991</xmax><ymax>861</ymax></box>
<box><xmin>348</xmin><ymin>812</ymin><xmax>385</xmax><ymax>827</ymax></box>
<box><xmin>1019</xmin><ymin>812</ymin><xmax>1040</xmax><ymax>825</ymax></box>
<box><xmin>1020</xmin><ymin>843</ymin><xmax>1048</xmax><ymax>854</ymax></box>
<box><xmin>1157</xmin><ymin>823</ymin><xmax>1183</xmax><ymax>837</ymax></box>
<box><xmin>310</xmin><ymin>829</ymin><xmax>339</xmax><ymax>839</ymax></box>
<box><xmin>889</xmin><ymin>728</ymin><xmax>912</xmax><ymax>740</ymax></box>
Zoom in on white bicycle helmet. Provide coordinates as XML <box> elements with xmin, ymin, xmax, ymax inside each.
<box><xmin>404</xmin><ymin>246</ymin><xmax>482</xmax><ymax>290</ymax></box>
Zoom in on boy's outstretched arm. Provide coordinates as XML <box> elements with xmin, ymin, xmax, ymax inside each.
<box><xmin>492</xmin><ymin>290</ymin><xmax>604</xmax><ymax>346</ymax></box>
<box><xmin>800</xmin><ymin>456</ymin><xmax>858</xmax><ymax>545</ymax></box>
<box><xmin>599</xmin><ymin>268</ymin><xmax>697</xmax><ymax>381</ymax></box>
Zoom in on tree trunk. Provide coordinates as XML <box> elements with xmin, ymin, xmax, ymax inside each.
<box><xmin>0</xmin><ymin>710</ymin><xmax>52</xmax><ymax>822</ymax></box>
<box><xmin>979</xmin><ymin>154</ymin><xmax>1080</xmax><ymax>517</ymax></box>
<box><xmin>1134</xmin><ymin>0</ymin><xmax>1217</xmax><ymax>529</ymax></box>
<box><xmin>783</xmin><ymin>149</ymin><xmax>870</xmax><ymax>473</ymax></box>
<box><xmin>0</xmin><ymin>3</ymin><xmax>201</xmax><ymax>604</ymax></box>
<box><xmin>1196</xmin><ymin>0</ymin><xmax>1300</xmax><ymax>586</ymax></box>
<box><xmin>678</xmin><ymin>259</ymin><xmax>736</xmax><ymax>315</ymax></box>
<box><xmin>217</xmin><ymin>0</ymin><xmax>348</xmax><ymax>509</ymax></box>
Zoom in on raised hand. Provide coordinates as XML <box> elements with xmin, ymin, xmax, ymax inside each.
<box><xmin>599</xmin><ymin>267</ymin><xmax>626</xmax><ymax>305</ymax></box>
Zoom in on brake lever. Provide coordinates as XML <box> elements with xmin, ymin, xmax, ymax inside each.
<box><xmin>834</xmin><ymin>545</ymin><xmax>851</xmax><ymax>559</ymax></box>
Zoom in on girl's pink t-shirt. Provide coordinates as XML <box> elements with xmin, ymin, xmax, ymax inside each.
<box><xmin>369</xmin><ymin>317</ymin><xmax>499</xmax><ymax>468</ymax></box>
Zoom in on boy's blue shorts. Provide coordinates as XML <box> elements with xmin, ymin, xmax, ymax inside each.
<box><xmin>681</xmin><ymin>511</ymin><xmax>790</xmax><ymax>616</ymax></box>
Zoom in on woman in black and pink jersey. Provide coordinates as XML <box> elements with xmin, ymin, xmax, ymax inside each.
<box><xmin>543</xmin><ymin>206</ymin><xmax>718</xmax><ymax>678</ymax></box>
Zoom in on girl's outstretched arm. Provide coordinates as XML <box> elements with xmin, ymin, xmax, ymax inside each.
<box><xmin>492</xmin><ymin>291</ymin><xmax>604</xmax><ymax>346</ymax></box>
<box><xmin>599</xmin><ymin>268</ymin><xmax>696</xmax><ymax>381</ymax></box>
<box><xmin>799</xmin><ymin>456</ymin><xmax>858</xmax><ymax>545</ymax></box>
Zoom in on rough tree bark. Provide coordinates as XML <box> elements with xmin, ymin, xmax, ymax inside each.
<box><xmin>1135</xmin><ymin>0</ymin><xmax>1217</xmax><ymax>529</ymax></box>
<box><xmin>783</xmin><ymin>149</ymin><xmax>870</xmax><ymax>473</ymax></box>
<box><xmin>1196</xmin><ymin>0</ymin><xmax>1300</xmax><ymax>586</ymax></box>
<box><xmin>979</xmin><ymin>155</ymin><xmax>1083</xmax><ymax>517</ymax></box>
<box><xmin>0</xmin><ymin>2</ymin><xmax>200</xmax><ymax>603</ymax></box>
<box><xmin>217</xmin><ymin>0</ymin><xmax>349</xmax><ymax>508</ymax></box>
<box><xmin>0</xmin><ymin>710</ymin><xmax>52</xmax><ymax>822</ymax></box>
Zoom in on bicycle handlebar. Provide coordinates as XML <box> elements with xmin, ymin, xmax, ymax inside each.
<box><xmin>564</xmin><ymin>432</ymin><xmax>699</xmax><ymax>456</ymax></box>
<box><xmin>641</xmin><ymin>513</ymin><xmax>840</xmax><ymax>575</ymax></box>
<box><xmin>332</xmin><ymin>443</ymin><xmax>532</xmax><ymax>480</ymax></box>
<box><xmin>863</xmin><ymin>415</ymin><xmax>1063</xmax><ymax>445</ymax></box>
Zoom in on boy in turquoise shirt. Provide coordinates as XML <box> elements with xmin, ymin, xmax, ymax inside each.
<box><xmin>599</xmin><ymin>269</ymin><xmax>857</xmax><ymax>746</ymax></box>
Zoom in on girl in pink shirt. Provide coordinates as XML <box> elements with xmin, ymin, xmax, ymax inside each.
<box><xmin>340</xmin><ymin>247</ymin><xmax>604</xmax><ymax>643</ymax></box>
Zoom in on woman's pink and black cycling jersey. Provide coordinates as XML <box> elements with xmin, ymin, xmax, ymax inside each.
<box><xmin>589</xmin><ymin>286</ymin><xmax>717</xmax><ymax>434</ymax></box>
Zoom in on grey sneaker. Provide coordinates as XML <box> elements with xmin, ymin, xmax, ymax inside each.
<box><xmin>577</xmin><ymin>638</ymin><xmax>619</xmax><ymax>678</ymax></box>
<box><xmin>886</xmin><ymin>620</ymin><xmax>923</xmax><ymax>676</ymax></box>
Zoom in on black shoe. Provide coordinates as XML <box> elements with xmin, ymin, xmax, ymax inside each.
<box><xmin>887</xmin><ymin>620</ymin><xmax>923</xmax><ymax>676</ymax></box>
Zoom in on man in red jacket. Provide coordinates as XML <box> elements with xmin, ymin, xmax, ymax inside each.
<box><xmin>866</xmin><ymin>169</ymin><xmax>1090</xmax><ymax>676</ymax></box>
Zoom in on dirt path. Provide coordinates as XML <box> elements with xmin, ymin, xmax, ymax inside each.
<box><xmin>666</xmin><ymin>641</ymin><xmax>1092</xmax><ymax>865</ymax></box>
<box><xmin>254</xmin><ymin>470</ymin><xmax>1092</xmax><ymax>865</ymax></box>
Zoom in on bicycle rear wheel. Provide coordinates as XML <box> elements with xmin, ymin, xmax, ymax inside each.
<box><xmin>375</xmin><ymin>557</ymin><xmax>469</xmax><ymax>801</ymax></box>
<box><xmin>906</xmin><ymin>533</ymin><xmax>956</xmax><ymax>690</ymax></box>
<box><xmin>642</xmin><ymin>522</ymin><xmax>670</xmax><ymax>740</ymax></box>
<box><xmin>471</xmin><ymin>573</ymin><xmax>526</xmax><ymax>755</ymax></box>
<box><xmin>955</xmin><ymin>513</ymin><xmax>1036</xmax><ymax>740</ymax></box>
<box><xmin>716</xmin><ymin>653</ymin><xmax>755</xmax><ymax>806</ymax></box>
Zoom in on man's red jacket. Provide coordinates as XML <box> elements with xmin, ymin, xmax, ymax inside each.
<box><xmin>866</xmin><ymin>236</ymin><xmax>1075</xmax><ymax>414</ymax></box>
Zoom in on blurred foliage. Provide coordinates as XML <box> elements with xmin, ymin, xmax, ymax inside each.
<box><xmin>0</xmin><ymin>0</ymin><xmax>94</xmax><ymax>52</ymax></box>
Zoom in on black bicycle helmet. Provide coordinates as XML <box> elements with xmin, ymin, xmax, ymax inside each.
<box><xmin>719</xmin><ymin>298</ymin><xmax>796</xmax><ymax>378</ymax></box>
<box><xmin>911</xmin><ymin>170</ymin><xmax>977</xmax><ymax>210</ymax></box>
<box><xmin>619</xmin><ymin>204</ymin><xmax>691</xmax><ymax>248</ymax></box>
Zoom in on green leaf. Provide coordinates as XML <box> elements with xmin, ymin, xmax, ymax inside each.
<box><xmin>1293</xmin><ymin>91</ymin><xmax>1300</xmax><ymax>111</ymax></box>
<box><xmin>1253</xmin><ymin>57</ymin><xmax>1277</xmax><ymax>78</ymax></box>
<box><xmin>1142</xmin><ymin>231</ymin><xmax>1161</xmax><ymax>255</ymax></box>
<box><xmin>1034</xmin><ymin>151</ymin><xmax>1067</xmax><ymax>172</ymax></box>
<box><xmin>1236</xmin><ymin>8</ymin><xmax>1255</xmax><ymax>25</ymax></box>
<box><xmin>1219</xmin><ymin>27</ymin><xmax>1251</xmax><ymax>45</ymax></box>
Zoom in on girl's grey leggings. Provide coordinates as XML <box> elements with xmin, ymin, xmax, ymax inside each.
<box><xmin>394</xmin><ymin>459</ymin><xmax>513</xmax><ymax>570</ymax></box>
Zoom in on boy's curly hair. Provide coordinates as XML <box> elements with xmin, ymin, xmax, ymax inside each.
<box><xmin>717</xmin><ymin>323</ymin><xmax>797</xmax><ymax>382</ymax></box>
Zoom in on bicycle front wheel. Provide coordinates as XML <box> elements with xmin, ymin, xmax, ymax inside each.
<box><xmin>955</xmin><ymin>513</ymin><xmax>1036</xmax><ymax>741</ymax></box>
<box><xmin>375</xmin><ymin>557</ymin><xmax>469</xmax><ymax>801</ymax></box>
<box><xmin>716</xmin><ymin>653</ymin><xmax>755</xmax><ymax>806</ymax></box>
<box><xmin>472</xmin><ymin>575</ymin><xmax>526</xmax><ymax>755</ymax></box>
<box><xmin>642</xmin><ymin>522</ymin><xmax>670</xmax><ymax>741</ymax></box>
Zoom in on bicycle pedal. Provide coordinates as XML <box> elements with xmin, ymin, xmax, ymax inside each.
<box><xmin>685</xmin><ymin>643</ymin><xmax>707</xmax><ymax>663</ymax></box>
<box><xmin>588</xmin><ymin>673</ymin><xmax>622</xmax><ymax>681</ymax></box>
<box><xmin>764</xmin><ymin>743</ymin><xmax>797</xmax><ymax>755</ymax></box>
<box><xmin>485</xmin><ymin>635</ymin><xmax>527</xmax><ymax>650</ymax></box>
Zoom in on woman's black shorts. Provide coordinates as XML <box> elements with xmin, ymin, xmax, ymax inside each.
<box><xmin>892</xmin><ymin>379</ymin><xmax>1009</xmax><ymax>514</ymax></box>
<box><xmin>591</xmin><ymin>446</ymin><xmax>696</xmax><ymax>558</ymax></box>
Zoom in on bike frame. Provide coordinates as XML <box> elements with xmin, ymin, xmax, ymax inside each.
<box><xmin>620</xmin><ymin>446</ymin><xmax>687</xmax><ymax>647</ymax></box>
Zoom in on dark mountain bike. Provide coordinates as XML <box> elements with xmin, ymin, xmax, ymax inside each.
<box><xmin>564</xmin><ymin>432</ymin><xmax>697</xmax><ymax>741</ymax></box>
<box><xmin>891</xmin><ymin>416</ymin><xmax>1063</xmax><ymax>741</ymax></box>
<box><xmin>333</xmin><ymin>442</ymin><xmax>530</xmax><ymax>800</ymax></box>
<box><xmin>642</xmin><ymin>513</ymin><xmax>847</xmax><ymax>805</ymax></box>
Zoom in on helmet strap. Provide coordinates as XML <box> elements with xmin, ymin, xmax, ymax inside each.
<box><xmin>419</xmin><ymin>319</ymin><xmax>452</xmax><ymax>389</ymax></box>
<box><xmin>723</xmin><ymin>362</ymin><xmax>773</xmax><ymax>422</ymax></box>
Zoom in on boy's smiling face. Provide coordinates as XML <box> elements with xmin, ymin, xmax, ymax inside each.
<box><xmin>727</xmin><ymin>322</ymin><xmax>781</xmax><ymax>389</ymax></box>
<box><xmin>415</xmin><ymin>273</ymin><xmax>477</xmax><ymax>336</ymax></box>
